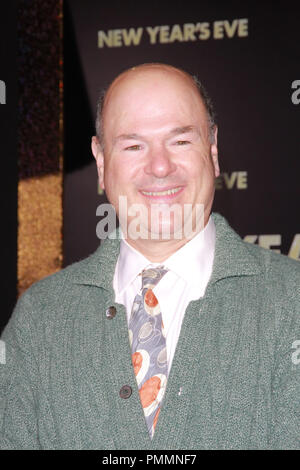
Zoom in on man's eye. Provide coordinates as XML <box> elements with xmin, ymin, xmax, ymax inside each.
<box><xmin>125</xmin><ymin>145</ymin><xmax>141</xmax><ymax>151</ymax></box>
<box><xmin>176</xmin><ymin>140</ymin><xmax>190</xmax><ymax>145</ymax></box>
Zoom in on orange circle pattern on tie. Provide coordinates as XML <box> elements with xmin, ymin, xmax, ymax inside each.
<box><xmin>144</xmin><ymin>289</ymin><xmax>158</xmax><ymax>307</ymax></box>
<box><xmin>132</xmin><ymin>351</ymin><xmax>143</xmax><ymax>376</ymax></box>
<box><xmin>139</xmin><ymin>376</ymin><xmax>161</xmax><ymax>408</ymax></box>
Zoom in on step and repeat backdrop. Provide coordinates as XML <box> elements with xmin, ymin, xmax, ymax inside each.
<box><xmin>64</xmin><ymin>0</ymin><xmax>300</xmax><ymax>267</ymax></box>
<box><xmin>0</xmin><ymin>0</ymin><xmax>299</xmax><ymax>331</ymax></box>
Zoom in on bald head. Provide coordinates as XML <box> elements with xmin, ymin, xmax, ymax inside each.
<box><xmin>95</xmin><ymin>63</ymin><xmax>216</xmax><ymax>149</ymax></box>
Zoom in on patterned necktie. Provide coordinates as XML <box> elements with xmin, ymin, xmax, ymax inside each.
<box><xmin>129</xmin><ymin>266</ymin><xmax>168</xmax><ymax>439</ymax></box>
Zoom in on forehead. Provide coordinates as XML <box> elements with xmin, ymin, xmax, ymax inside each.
<box><xmin>106</xmin><ymin>66</ymin><xmax>195</xmax><ymax>96</ymax></box>
<box><xmin>102</xmin><ymin>68</ymin><xmax>207</xmax><ymax>131</ymax></box>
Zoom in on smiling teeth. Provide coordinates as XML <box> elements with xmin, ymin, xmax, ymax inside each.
<box><xmin>142</xmin><ymin>187</ymin><xmax>181</xmax><ymax>196</ymax></box>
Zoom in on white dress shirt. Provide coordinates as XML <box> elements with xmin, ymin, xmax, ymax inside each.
<box><xmin>113</xmin><ymin>216</ymin><xmax>216</xmax><ymax>374</ymax></box>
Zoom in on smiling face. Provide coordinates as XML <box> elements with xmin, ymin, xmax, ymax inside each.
<box><xmin>92</xmin><ymin>65</ymin><xmax>219</xmax><ymax>257</ymax></box>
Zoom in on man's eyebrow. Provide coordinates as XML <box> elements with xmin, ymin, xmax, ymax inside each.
<box><xmin>113</xmin><ymin>126</ymin><xmax>200</xmax><ymax>145</ymax></box>
<box><xmin>168</xmin><ymin>125</ymin><xmax>200</xmax><ymax>136</ymax></box>
<box><xmin>113</xmin><ymin>133</ymin><xmax>143</xmax><ymax>144</ymax></box>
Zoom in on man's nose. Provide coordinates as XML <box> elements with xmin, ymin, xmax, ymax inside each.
<box><xmin>144</xmin><ymin>146</ymin><xmax>177</xmax><ymax>178</ymax></box>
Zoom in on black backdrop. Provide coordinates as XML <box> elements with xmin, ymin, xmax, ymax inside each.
<box><xmin>63</xmin><ymin>0</ymin><xmax>300</xmax><ymax>267</ymax></box>
<box><xmin>0</xmin><ymin>3</ymin><xmax>17</xmax><ymax>332</ymax></box>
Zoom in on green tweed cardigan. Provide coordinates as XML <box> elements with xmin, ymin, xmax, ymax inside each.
<box><xmin>1</xmin><ymin>213</ymin><xmax>300</xmax><ymax>450</ymax></box>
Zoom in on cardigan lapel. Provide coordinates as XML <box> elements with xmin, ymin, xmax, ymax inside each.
<box><xmin>209</xmin><ymin>213</ymin><xmax>262</xmax><ymax>283</ymax></box>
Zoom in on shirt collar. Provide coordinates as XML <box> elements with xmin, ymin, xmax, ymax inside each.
<box><xmin>115</xmin><ymin>216</ymin><xmax>215</xmax><ymax>295</ymax></box>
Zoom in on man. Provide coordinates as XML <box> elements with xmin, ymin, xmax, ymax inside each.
<box><xmin>1</xmin><ymin>63</ymin><xmax>299</xmax><ymax>450</ymax></box>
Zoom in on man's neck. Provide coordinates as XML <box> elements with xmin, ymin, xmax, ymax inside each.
<box><xmin>123</xmin><ymin>236</ymin><xmax>192</xmax><ymax>263</ymax></box>
<box><xmin>119</xmin><ymin>213</ymin><xmax>211</xmax><ymax>262</ymax></box>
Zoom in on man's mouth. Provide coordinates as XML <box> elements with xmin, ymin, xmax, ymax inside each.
<box><xmin>140</xmin><ymin>186</ymin><xmax>183</xmax><ymax>197</ymax></box>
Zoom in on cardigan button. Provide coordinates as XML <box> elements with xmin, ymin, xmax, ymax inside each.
<box><xmin>106</xmin><ymin>306</ymin><xmax>116</xmax><ymax>319</ymax></box>
<box><xmin>119</xmin><ymin>385</ymin><xmax>132</xmax><ymax>399</ymax></box>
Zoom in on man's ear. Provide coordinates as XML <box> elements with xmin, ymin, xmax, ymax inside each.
<box><xmin>211</xmin><ymin>126</ymin><xmax>220</xmax><ymax>178</ymax></box>
<box><xmin>91</xmin><ymin>136</ymin><xmax>105</xmax><ymax>190</ymax></box>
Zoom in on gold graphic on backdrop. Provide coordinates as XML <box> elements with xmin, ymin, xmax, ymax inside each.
<box><xmin>18</xmin><ymin>0</ymin><xmax>64</xmax><ymax>295</ymax></box>
<box><xmin>18</xmin><ymin>174</ymin><xmax>63</xmax><ymax>295</ymax></box>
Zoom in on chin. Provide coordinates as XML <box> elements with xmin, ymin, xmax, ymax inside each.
<box><xmin>147</xmin><ymin>221</ymin><xmax>184</xmax><ymax>241</ymax></box>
